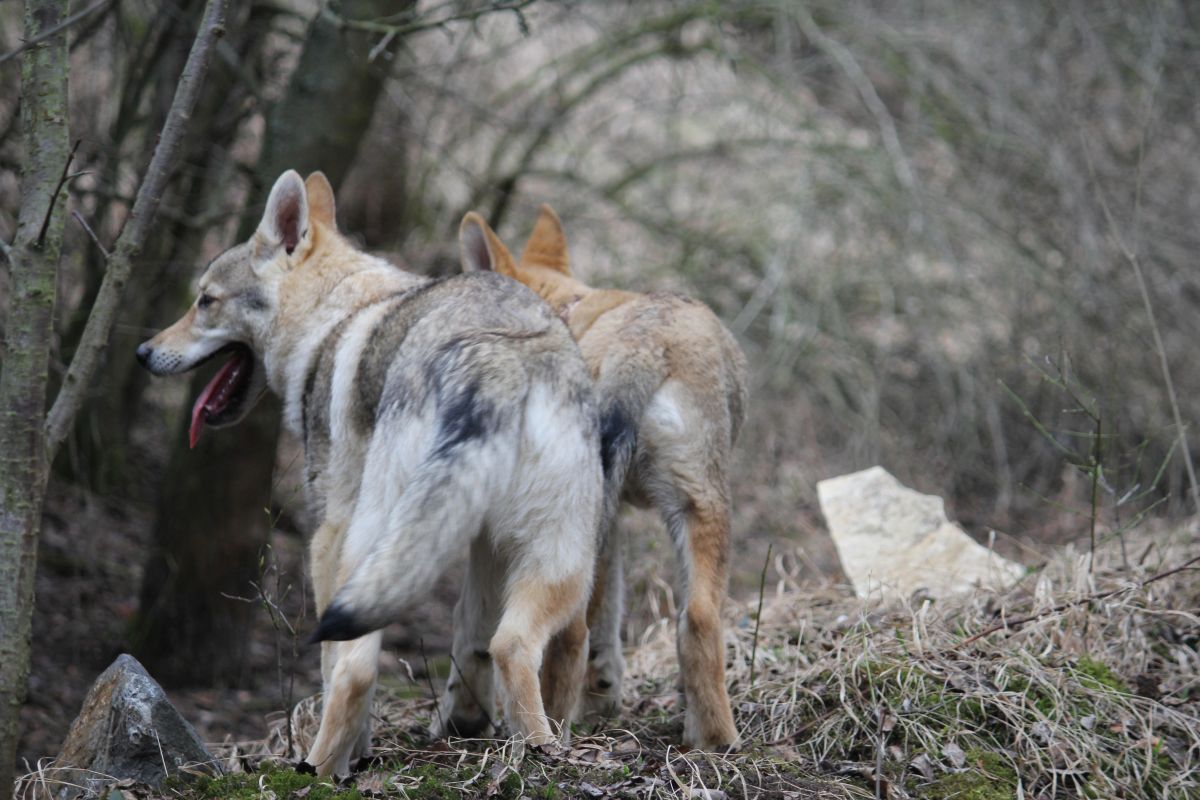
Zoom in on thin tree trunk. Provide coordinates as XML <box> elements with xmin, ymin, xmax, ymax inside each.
<box><xmin>134</xmin><ymin>0</ymin><xmax>413</xmax><ymax>687</ymax></box>
<box><xmin>0</xmin><ymin>3</ymin><xmax>70</xmax><ymax>791</ymax></box>
<box><xmin>0</xmin><ymin>1</ymin><xmax>227</xmax><ymax>787</ymax></box>
<box><xmin>56</xmin><ymin>0</ymin><xmax>211</xmax><ymax>491</ymax></box>
<box><xmin>43</xmin><ymin>0</ymin><xmax>229</xmax><ymax>455</ymax></box>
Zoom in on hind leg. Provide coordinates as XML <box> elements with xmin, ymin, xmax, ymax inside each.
<box><xmin>582</xmin><ymin>521</ymin><xmax>625</xmax><ymax>718</ymax></box>
<box><xmin>667</xmin><ymin>501</ymin><xmax>740</xmax><ymax>750</ymax></box>
<box><xmin>309</xmin><ymin>519</ymin><xmax>346</xmax><ymax>694</ymax></box>
<box><xmin>309</xmin><ymin>519</ymin><xmax>376</xmax><ymax>765</ymax></box>
<box><xmin>431</xmin><ymin>535</ymin><xmax>504</xmax><ymax>739</ymax></box>
<box><xmin>540</xmin><ymin>607</ymin><xmax>589</xmax><ymax>742</ymax></box>
<box><xmin>490</xmin><ymin>571</ymin><xmax>590</xmax><ymax>745</ymax></box>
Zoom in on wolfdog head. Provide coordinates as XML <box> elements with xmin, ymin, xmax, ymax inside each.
<box><xmin>460</xmin><ymin>204</ymin><xmax>585</xmax><ymax>310</ymax></box>
<box><xmin>136</xmin><ymin>170</ymin><xmax>336</xmax><ymax>447</ymax></box>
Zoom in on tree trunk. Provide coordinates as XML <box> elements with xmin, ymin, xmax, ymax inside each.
<box><xmin>0</xmin><ymin>2</ymin><xmax>69</xmax><ymax>791</ymax></box>
<box><xmin>133</xmin><ymin>0</ymin><xmax>412</xmax><ymax>687</ymax></box>
<box><xmin>57</xmin><ymin>0</ymin><xmax>259</xmax><ymax>491</ymax></box>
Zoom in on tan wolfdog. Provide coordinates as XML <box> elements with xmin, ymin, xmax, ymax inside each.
<box><xmin>137</xmin><ymin>172</ymin><xmax>601</xmax><ymax>775</ymax></box>
<box><xmin>460</xmin><ymin>206</ymin><xmax>747</xmax><ymax>750</ymax></box>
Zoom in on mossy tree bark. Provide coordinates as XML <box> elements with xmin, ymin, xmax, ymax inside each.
<box><xmin>133</xmin><ymin>0</ymin><xmax>414</xmax><ymax>687</ymax></box>
<box><xmin>0</xmin><ymin>2</ymin><xmax>70</xmax><ymax>791</ymax></box>
<box><xmin>0</xmin><ymin>1</ymin><xmax>227</xmax><ymax>787</ymax></box>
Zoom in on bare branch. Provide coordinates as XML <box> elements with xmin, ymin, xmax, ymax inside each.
<box><xmin>1081</xmin><ymin>118</ymin><xmax>1200</xmax><ymax>517</ymax></box>
<box><xmin>43</xmin><ymin>0</ymin><xmax>230</xmax><ymax>458</ymax></box>
<box><xmin>322</xmin><ymin>0</ymin><xmax>536</xmax><ymax>40</ymax></box>
<box><xmin>0</xmin><ymin>0</ymin><xmax>111</xmax><ymax>67</ymax></box>
<box><xmin>71</xmin><ymin>210</ymin><xmax>109</xmax><ymax>259</ymax></box>
<box><xmin>35</xmin><ymin>139</ymin><xmax>79</xmax><ymax>247</ymax></box>
<box><xmin>954</xmin><ymin>554</ymin><xmax>1200</xmax><ymax>649</ymax></box>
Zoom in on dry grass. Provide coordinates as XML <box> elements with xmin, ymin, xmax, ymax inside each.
<box><xmin>88</xmin><ymin>521</ymin><xmax>1191</xmax><ymax>800</ymax></box>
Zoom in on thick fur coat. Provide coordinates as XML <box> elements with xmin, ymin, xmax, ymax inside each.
<box><xmin>138</xmin><ymin>173</ymin><xmax>602</xmax><ymax>775</ymax></box>
<box><xmin>465</xmin><ymin>206</ymin><xmax>747</xmax><ymax>750</ymax></box>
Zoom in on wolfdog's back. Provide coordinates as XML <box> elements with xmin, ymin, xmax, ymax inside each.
<box><xmin>304</xmin><ymin>268</ymin><xmax>599</xmax><ymax>635</ymax></box>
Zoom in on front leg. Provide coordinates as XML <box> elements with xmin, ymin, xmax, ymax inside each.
<box><xmin>306</xmin><ymin>631</ymin><xmax>382</xmax><ymax>776</ymax></box>
<box><xmin>431</xmin><ymin>535</ymin><xmax>504</xmax><ymax>739</ymax></box>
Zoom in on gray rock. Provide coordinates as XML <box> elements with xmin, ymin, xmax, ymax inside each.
<box><xmin>53</xmin><ymin>654</ymin><xmax>218</xmax><ymax>798</ymax></box>
<box><xmin>818</xmin><ymin>466</ymin><xmax>1025</xmax><ymax>600</ymax></box>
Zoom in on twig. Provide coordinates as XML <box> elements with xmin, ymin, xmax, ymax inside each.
<box><xmin>43</xmin><ymin>0</ymin><xmax>229</xmax><ymax>459</ymax></box>
<box><xmin>420</xmin><ymin>639</ymin><xmax>442</xmax><ymax>732</ymax></box>
<box><xmin>748</xmin><ymin>542</ymin><xmax>772</xmax><ymax>689</ymax></box>
<box><xmin>448</xmin><ymin>652</ymin><xmax>494</xmax><ymax>732</ymax></box>
<box><xmin>1080</xmin><ymin>102</ymin><xmax>1199</xmax><ymax>516</ymax></box>
<box><xmin>71</xmin><ymin>210</ymin><xmax>108</xmax><ymax>258</ymax></box>
<box><xmin>35</xmin><ymin>139</ymin><xmax>80</xmax><ymax>248</ymax></box>
<box><xmin>1088</xmin><ymin>412</ymin><xmax>1101</xmax><ymax>575</ymax></box>
<box><xmin>323</xmin><ymin>0</ymin><xmax>535</xmax><ymax>39</ymax></box>
<box><xmin>873</xmin><ymin>707</ymin><xmax>886</xmax><ymax>800</ymax></box>
<box><xmin>794</xmin><ymin>11</ymin><xmax>913</xmax><ymax>193</ymax></box>
<box><xmin>0</xmin><ymin>0</ymin><xmax>111</xmax><ymax>66</ymax></box>
<box><xmin>367</xmin><ymin>30</ymin><xmax>396</xmax><ymax>63</ymax></box>
<box><xmin>152</xmin><ymin>727</ymin><xmax>169</xmax><ymax>780</ymax></box>
<box><xmin>954</xmin><ymin>554</ymin><xmax>1200</xmax><ymax>649</ymax></box>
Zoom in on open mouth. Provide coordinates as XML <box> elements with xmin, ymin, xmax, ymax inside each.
<box><xmin>189</xmin><ymin>343</ymin><xmax>255</xmax><ymax>449</ymax></box>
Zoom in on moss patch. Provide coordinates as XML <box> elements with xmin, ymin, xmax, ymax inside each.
<box><xmin>924</xmin><ymin>750</ymin><xmax>1018</xmax><ymax>800</ymax></box>
<box><xmin>180</xmin><ymin>765</ymin><xmax>361</xmax><ymax>799</ymax></box>
<box><xmin>1074</xmin><ymin>656</ymin><xmax>1129</xmax><ymax>694</ymax></box>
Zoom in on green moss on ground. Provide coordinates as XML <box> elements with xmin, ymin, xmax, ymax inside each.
<box><xmin>1073</xmin><ymin>656</ymin><xmax>1129</xmax><ymax>694</ymax></box>
<box><xmin>924</xmin><ymin>750</ymin><xmax>1018</xmax><ymax>800</ymax></box>
<box><xmin>179</xmin><ymin>764</ymin><xmax>361</xmax><ymax>799</ymax></box>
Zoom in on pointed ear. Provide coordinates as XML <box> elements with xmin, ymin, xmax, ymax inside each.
<box><xmin>305</xmin><ymin>171</ymin><xmax>336</xmax><ymax>230</ymax></box>
<box><xmin>459</xmin><ymin>212</ymin><xmax>517</xmax><ymax>277</ymax></box>
<box><xmin>258</xmin><ymin>170</ymin><xmax>308</xmax><ymax>254</ymax></box>
<box><xmin>520</xmin><ymin>204</ymin><xmax>570</xmax><ymax>274</ymax></box>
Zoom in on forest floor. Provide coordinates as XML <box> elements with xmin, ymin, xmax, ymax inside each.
<box><xmin>15</xmin><ymin>483</ymin><xmax>1200</xmax><ymax>798</ymax></box>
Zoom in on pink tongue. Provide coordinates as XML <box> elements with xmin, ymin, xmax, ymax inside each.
<box><xmin>189</xmin><ymin>350</ymin><xmax>247</xmax><ymax>449</ymax></box>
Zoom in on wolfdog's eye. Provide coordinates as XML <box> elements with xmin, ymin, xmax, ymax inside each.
<box><xmin>197</xmin><ymin>293</ymin><xmax>215</xmax><ymax>310</ymax></box>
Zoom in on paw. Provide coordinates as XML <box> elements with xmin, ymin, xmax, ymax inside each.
<box><xmin>430</xmin><ymin>674</ymin><xmax>494</xmax><ymax>739</ymax></box>
<box><xmin>682</xmin><ymin>710</ymin><xmax>741</xmax><ymax>752</ymax></box>
<box><xmin>350</xmin><ymin>726</ymin><xmax>373</xmax><ymax>761</ymax></box>
<box><xmin>429</xmin><ymin>703</ymin><xmax>493</xmax><ymax>739</ymax></box>
<box><xmin>581</xmin><ymin>650</ymin><xmax>624</xmax><ymax>719</ymax></box>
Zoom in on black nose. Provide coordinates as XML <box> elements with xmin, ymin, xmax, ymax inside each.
<box><xmin>135</xmin><ymin>342</ymin><xmax>152</xmax><ymax>366</ymax></box>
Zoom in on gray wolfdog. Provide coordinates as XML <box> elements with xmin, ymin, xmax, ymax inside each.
<box><xmin>137</xmin><ymin>171</ymin><xmax>602</xmax><ymax>775</ymax></box>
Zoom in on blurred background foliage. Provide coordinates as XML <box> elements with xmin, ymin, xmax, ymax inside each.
<box><xmin>2</xmin><ymin>0</ymin><xmax>1197</xmax><ymax>762</ymax></box>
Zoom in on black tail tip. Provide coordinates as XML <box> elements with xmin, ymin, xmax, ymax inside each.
<box><xmin>308</xmin><ymin>602</ymin><xmax>373</xmax><ymax>644</ymax></box>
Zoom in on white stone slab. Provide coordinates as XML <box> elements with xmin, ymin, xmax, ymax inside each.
<box><xmin>817</xmin><ymin>466</ymin><xmax>1025</xmax><ymax>600</ymax></box>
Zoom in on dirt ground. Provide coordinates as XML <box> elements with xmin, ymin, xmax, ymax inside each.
<box><xmin>16</xmin><ymin>477</ymin><xmax>464</xmax><ymax>773</ymax></box>
<box><xmin>17</xmin><ymin>469</ymin><xmax>837</xmax><ymax>774</ymax></box>
<box><xmin>16</xmin><ymin>427</ymin><xmax>1032</xmax><ymax>775</ymax></box>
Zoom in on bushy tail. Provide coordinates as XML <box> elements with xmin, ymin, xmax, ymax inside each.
<box><xmin>594</xmin><ymin>359</ymin><xmax>662</xmax><ymax>537</ymax></box>
<box><xmin>310</xmin><ymin>447</ymin><xmax>495</xmax><ymax>642</ymax></box>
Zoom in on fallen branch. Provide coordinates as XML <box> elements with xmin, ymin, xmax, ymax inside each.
<box><xmin>43</xmin><ymin>0</ymin><xmax>229</xmax><ymax>458</ymax></box>
<box><xmin>954</xmin><ymin>553</ymin><xmax>1200</xmax><ymax>649</ymax></box>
